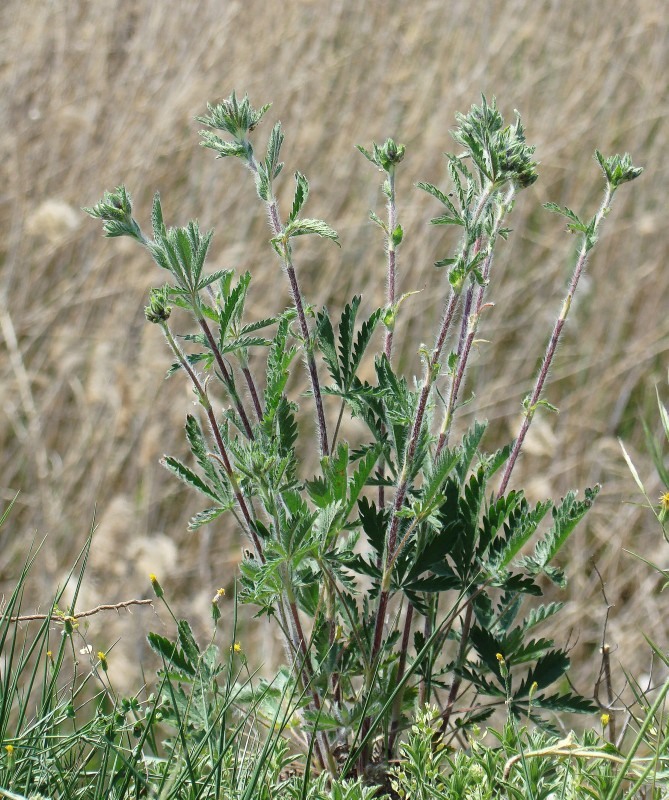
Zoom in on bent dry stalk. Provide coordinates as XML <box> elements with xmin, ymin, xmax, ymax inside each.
<box><xmin>84</xmin><ymin>93</ymin><xmax>641</xmax><ymax>779</ymax></box>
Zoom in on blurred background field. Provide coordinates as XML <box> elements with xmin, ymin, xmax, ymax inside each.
<box><xmin>1</xmin><ymin>0</ymin><xmax>668</xmax><ymax>700</ymax></box>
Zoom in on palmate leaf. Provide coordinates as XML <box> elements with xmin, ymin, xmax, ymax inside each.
<box><xmin>544</xmin><ymin>201</ymin><xmax>588</xmax><ymax>233</ymax></box>
<box><xmin>344</xmin><ymin>443</ymin><xmax>382</xmax><ymax>518</ymax></box>
<box><xmin>456</xmin><ymin>420</ymin><xmax>487</xmax><ymax>485</ymax></box>
<box><xmin>478</xmin><ymin>490</ymin><xmax>523</xmax><ymax>557</ymax></box>
<box><xmin>456</xmin><ymin>665</ymin><xmax>506</xmax><ymax>698</ymax></box>
<box><xmin>338</xmin><ymin>297</ymin><xmax>360</xmax><ymax>388</ymax></box>
<box><xmin>198</xmin><ymin>131</ymin><xmax>248</xmax><ymax>159</ymax></box>
<box><xmin>317</xmin><ymin>299</ymin><xmax>381</xmax><ymax>396</ymax></box>
<box><xmin>177</xmin><ymin>619</ymin><xmax>201</xmax><ymax>666</ymax></box>
<box><xmin>166</xmin><ymin>352</ymin><xmax>212</xmax><ymax>378</ymax></box>
<box><xmin>316</xmin><ymin>307</ymin><xmax>341</xmax><ymax>387</ymax></box>
<box><xmin>147</xmin><ymin>631</ymin><xmax>196</xmax><ymax>678</ymax></box>
<box><xmin>516</xmin><ymin>649</ymin><xmax>570</xmax><ymax>697</ymax></box>
<box><xmin>518</xmin><ymin>486</ymin><xmax>600</xmax><ymax>587</ymax></box>
<box><xmin>413</xmin><ymin>447</ymin><xmax>459</xmax><ymax>519</ymax></box>
<box><xmin>263</xmin><ymin>314</ymin><xmax>297</xmax><ymax>428</ymax></box>
<box><xmin>487</xmin><ymin>497</ymin><xmax>552</xmax><ymax>572</ymax></box>
<box><xmin>217</xmin><ymin>271</ymin><xmax>250</xmax><ymax>344</ymax></box>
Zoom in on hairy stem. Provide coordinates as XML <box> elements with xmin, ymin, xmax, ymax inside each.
<box><xmin>370</xmin><ymin>289</ymin><xmax>460</xmax><ymax>664</ymax></box>
<box><xmin>196</xmin><ymin>314</ymin><xmax>254</xmax><ymax>439</ymax></box>
<box><xmin>498</xmin><ymin>182</ymin><xmax>615</xmax><ymax>496</ymax></box>
<box><xmin>384</xmin><ymin>169</ymin><xmax>397</xmax><ymax>361</ymax></box>
<box><xmin>241</xmin><ymin>364</ymin><xmax>263</xmax><ymax>421</ymax></box>
<box><xmin>160</xmin><ymin>322</ymin><xmax>264</xmax><ymax>561</ymax></box>
<box><xmin>246</xmin><ymin>158</ymin><xmax>330</xmax><ymax>456</ymax></box>
<box><xmin>437</xmin><ymin>186</ymin><xmax>516</xmax><ymax>455</ymax></box>
<box><xmin>438</xmin><ymin>601</ymin><xmax>473</xmax><ymax>736</ymax></box>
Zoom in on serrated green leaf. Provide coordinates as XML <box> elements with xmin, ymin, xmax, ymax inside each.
<box><xmin>516</xmin><ymin>649</ymin><xmax>570</xmax><ymax>695</ymax></box>
<box><xmin>220</xmin><ymin>336</ymin><xmax>269</xmax><ymax>355</ymax></box>
<box><xmin>196</xmin><ymin>269</ymin><xmax>230</xmax><ymax>292</ymax></box>
<box><xmin>161</xmin><ymin>456</ymin><xmax>221</xmax><ymax>503</ymax></box>
<box><xmin>529</xmin><ymin>691</ymin><xmax>596</xmax><ymax>715</ymax></box>
<box><xmin>430</xmin><ymin>213</ymin><xmax>464</xmax><ymax>227</ymax></box>
<box><xmin>188</xmin><ymin>506</ymin><xmax>227</xmax><ymax>530</ymax></box>
<box><xmin>184</xmin><ymin>414</ymin><xmax>218</xmax><ymax>485</ymax></box>
<box><xmin>368</xmin><ymin>210</ymin><xmax>387</xmax><ymax>232</ymax></box>
<box><xmin>523</xmin><ymin>602</ymin><xmax>564</xmax><ymax>631</ymax></box>
<box><xmin>434</xmin><ymin>257</ymin><xmax>457</xmax><ymax>269</ymax></box>
<box><xmin>151</xmin><ymin>192</ymin><xmax>166</xmax><ymax>239</ymax></box>
<box><xmin>199</xmin><ymin>131</ymin><xmax>248</xmax><ymax>159</ymax></box>
<box><xmin>265</xmin><ymin>121</ymin><xmax>284</xmax><ymax>178</ymax></box>
<box><xmin>391</xmin><ymin>223</ymin><xmax>403</xmax><ymax>247</ymax></box>
<box><xmin>492</xmin><ymin>498</ymin><xmax>552</xmax><ymax>571</ymax></box>
<box><xmin>315</xmin><ymin>307</ymin><xmax>341</xmax><ymax>388</ymax></box>
<box><xmin>147</xmin><ymin>632</ymin><xmax>196</xmax><ymax>677</ymax></box>
<box><xmin>284</xmin><ymin>218</ymin><xmax>340</xmax><ymax>245</ymax></box>
<box><xmin>544</xmin><ymin>202</ymin><xmax>587</xmax><ymax>232</ymax></box>
<box><xmin>345</xmin><ymin>443</ymin><xmax>382</xmax><ymax>517</ymax></box>
<box><xmin>456</xmin><ymin>420</ymin><xmax>487</xmax><ymax>484</ymax></box>
<box><xmin>289</xmin><ymin>171</ymin><xmax>309</xmax><ymax>223</ymax></box>
<box><xmin>356</xmin><ymin>144</ymin><xmax>378</xmax><ymax>167</ymax></box>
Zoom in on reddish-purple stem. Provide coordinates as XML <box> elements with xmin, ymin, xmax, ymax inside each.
<box><xmin>242</xmin><ymin>365</ymin><xmax>263</xmax><ymax>421</ymax></box>
<box><xmin>197</xmin><ymin>315</ymin><xmax>254</xmax><ymax>439</ymax></box>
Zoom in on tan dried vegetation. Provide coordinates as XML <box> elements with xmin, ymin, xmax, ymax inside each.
<box><xmin>1</xmin><ymin>1</ymin><xmax>668</xmax><ymax>696</ymax></box>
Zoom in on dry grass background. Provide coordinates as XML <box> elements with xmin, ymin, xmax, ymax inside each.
<box><xmin>1</xmin><ymin>0</ymin><xmax>668</xmax><ymax>709</ymax></box>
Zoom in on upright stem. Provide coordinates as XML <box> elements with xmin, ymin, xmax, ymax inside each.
<box><xmin>384</xmin><ymin>169</ymin><xmax>397</xmax><ymax>361</ymax></box>
<box><xmin>370</xmin><ymin>289</ymin><xmax>460</xmax><ymax>665</ymax></box>
<box><xmin>369</xmin><ymin>183</ymin><xmax>495</xmax><ymax>670</ymax></box>
<box><xmin>436</xmin><ymin>186</ymin><xmax>516</xmax><ymax>455</ymax></box>
<box><xmin>241</xmin><ymin>365</ymin><xmax>263</xmax><ymax>421</ymax></box>
<box><xmin>160</xmin><ymin>323</ymin><xmax>265</xmax><ymax>561</ymax></box>
<box><xmin>498</xmin><ymin>182</ymin><xmax>615</xmax><ymax>496</ymax></box>
<box><xmin>196</xmin><ymin>314</ymin><xmax>254</xmax><ymax>439</ymax></box>
<box><xmin>246</xmin><ymin>158</ymin><xmax>329</xmax><ymax>457</ymax></box>
<box><xmin>388</xmin><ymin>601</ymin><xmax>414</xmax><ymax>754</ymax></box>
<box><xmin>438</xmin><ymin>602</ymin><xmax>473</xmax><ymax>735</ymax></box>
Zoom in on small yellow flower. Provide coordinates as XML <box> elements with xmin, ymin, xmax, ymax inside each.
<box><xmin>98</xmin><ymin>651</ymin><xmax>108</xmax><ymax>672</ymax></box>
<box><xmin>496</xmin><ymin>652</ymin><xmax>508</xmax><ymax>678</ymax></box>
<box><xmin>212</xmin><ymin>587</ymin><xmax>225</xmax><ymax>604</ymax></box>
<box><xmin>601</xmin><ymin>713</ymin><xmax>610</xmax><ymax>728</ymax></box>
<box><xmin>660</xmin><ymin>492</ymin><xmax>669</xmax><ymax>511</ymax></box>
<box><xmin>5</xmin><ymin>744</ymin><xmax>14</xmax><ymax>755</ymax></box>
<box><xmin>149</xmin><ymin>573</ymin><xmax>164</xmax><ymax>599</ymax></box>
<box><xmin>231</xmin><ymin>642</ymin><xmax>242</xmax><ymax>654</ymax></box>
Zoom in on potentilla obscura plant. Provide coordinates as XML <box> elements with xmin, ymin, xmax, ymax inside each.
<box><xmin>85</xmin><ymin>92</ymin><xmax>642</xmax><ymax>781</ymax></box>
